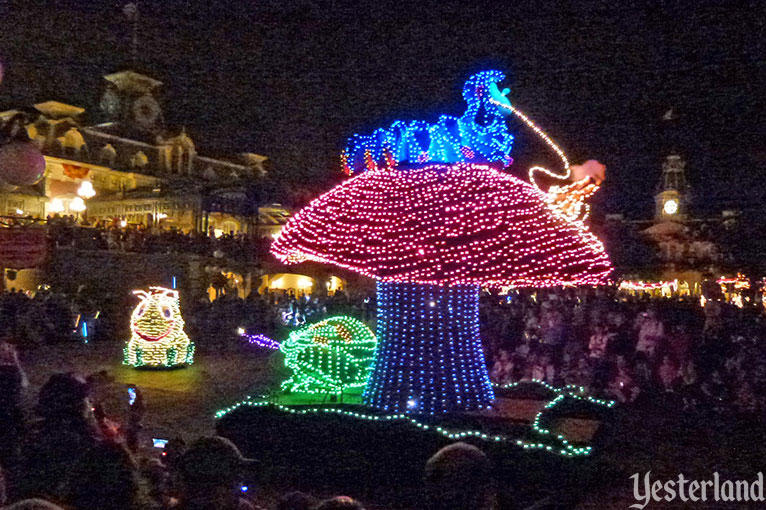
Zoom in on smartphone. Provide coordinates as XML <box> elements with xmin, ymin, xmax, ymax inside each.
<box><xmin>153</xmin><ymin>438</ymin><xmax>169</xmax><ymax>448</ymax></box>
<box><xmin>128</xmin><ymin>386</ymin><xmax>137</xmax><ymax>406</ymax></box>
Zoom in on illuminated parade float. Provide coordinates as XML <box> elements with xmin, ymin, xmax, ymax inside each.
<box><xmin>124</xmin><ymin>286</ymin><xmax>195</xmax><ymax>368</ymax></box>
<box><xmin>218</xmin><ymin>71</ymin><xmax>614</xmax><ymax>463</ymax></box>
<box><xmin>242</xmin><ymin>316</ymin><xmax>377</xmax><ymax>395</ymax></box>
<box><xmin>270</xmin><ymin>70</ymin><xmax>612</xmax><ymax>414</ymax></box>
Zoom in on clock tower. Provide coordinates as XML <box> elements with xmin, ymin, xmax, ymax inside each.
<box><xmin>100</xmin><ymin>70</ymin><xmax>164</xmax><ymax>136</ymax></box>
<box><xmin>654</xmin><ymin>108</ymin><xmax>688</xmax><ymax>222</ymax></box>
<box><xmin>655</xmin><ymin>154</ymin><xmax>687</xmax><ymax>222</ymax></box>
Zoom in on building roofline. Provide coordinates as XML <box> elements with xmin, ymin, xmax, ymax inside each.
<box><xmin>196</xmin><ymin>155</ymin><xmax>248</xmax><ymax>170</ymax></box>
<box><xmin>103</xmin><ymin>70</ymin><xmax>163</xmax><ymax>91</ymax></box>
<box><xmin>84</xmin><ymin>128</ymin><xmax>250</xmax><ymax>170</ymax></box>
<box><xmin>34</xmin><ymin>101</ymin><xmax>85</xmax><ymax>118</ymax></box>
<box><xmin>82</xmin><ymin>127</ymin><xmax>157</xmax><ymax>149</ymax></box>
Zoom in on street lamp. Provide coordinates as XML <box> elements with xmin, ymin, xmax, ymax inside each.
<box><xmin>76</xmin><ymin>181</ymin><xmax>95</xmax><ymax>224</ymax></box>
<box><xmin>77</xmin><ymin>181</ymin><xmax>96</xmax><ymax>199</ymax></box>
<box><xmin>50</xmin><ymin>198</ymin><xmax>65</xmax><ymax>214</ymax></box>
<box><xmin>155</xmin><ymin>211</ymin><xmax>168</xmax><ymax>230</ymax></box>
<box><xmin>70</xmin><ymin>196</ymin><xmax>86</xmax><ymax>221</ymax></box>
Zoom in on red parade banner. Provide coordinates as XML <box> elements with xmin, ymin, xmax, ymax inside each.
<box><xmin>0</xmin><ymin>227</ymin><xmax>48</xmax><ymax>269</ymax></box>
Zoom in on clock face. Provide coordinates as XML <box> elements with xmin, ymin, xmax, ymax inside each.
<box><xmin>663</xmin><ymin>199</ymin><xmax>679</xmax><ymax>215</ymax></box>
<box><xmin>132</xmin><ymin>95</ymin><xmax>161</xmax><ymax>129</ymax></box>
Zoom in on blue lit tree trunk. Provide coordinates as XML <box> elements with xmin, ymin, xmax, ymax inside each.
<box><xmin>363</xmin><ymin>281</ymin><xmax>495</xmax><ymax>414</ymax></box>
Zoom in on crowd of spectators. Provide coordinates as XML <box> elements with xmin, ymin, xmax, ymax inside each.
<box><xmin>44</xmin><ymin>215</ymin><xmax>273</xmax><ymax>262</ymax></box>
<box><xmin>0</xmin><ymin>288</ymin><xmax>81</xmax><ymax>346</ymax></box>
<box><xmin>3</xmin><ymin>278</ymin><xmax>766</xmax><ymax>419</ymax></box>
<box><xmin>482</xmin><ymin>288</ymin><xmax>766</xmax><ymax>416</ymax></box>
<box><xmin>4</xmin><ymin>279</ymin><xmax>766</xmax><ymax>421</ymax></box>
<box><xmin>0</xmin><ymin>357</ymin><xmax>494</xmax><ymax>509</ymax></box>
<box><xmin>0</xmin><ymin>282</ymin><xmax>374</xmax><ymax>351</ymax></box>
<box><xmin>189</xmin><ymin>289</ymin><xmax>376</xmax><ymax>345</ymax></box>
<box><xmin>190</xmin><ymin>283</ymin><xmax>766</xmax><ymax>423</ymax></box>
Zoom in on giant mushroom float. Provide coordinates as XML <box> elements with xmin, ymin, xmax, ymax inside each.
<box><xmin>271</xmin><ymin>70</ymin><xmax>612</xmax><ymax>414</ymax></box>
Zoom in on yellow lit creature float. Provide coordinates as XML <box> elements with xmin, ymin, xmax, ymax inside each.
<box><xmin>124</xmin><ymin>287</ymin><xmax>195</xmax><ymax>368</ymax></box>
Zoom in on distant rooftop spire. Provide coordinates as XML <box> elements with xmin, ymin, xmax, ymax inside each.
<box><xmin>123</xmin><ymin>2</ymin><xmax>140</xmax><ymax>66</ymax></box>
<box><xmin>660</xmin><ymin>154</ymin><xmax>687</xmax><ymax>192</ymax></box>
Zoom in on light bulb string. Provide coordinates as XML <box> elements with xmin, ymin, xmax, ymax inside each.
<box><xmin>215</xmin><ymin>378</ymin><xmax>614</xmax><ymax>457</ymax></box>
<box><xmin>488</xmin><ymin>98</ymin><xmax>570</xmax><ymax>191</ymax></box>
<box><xmin>490</xmin><ymin>98</ymin><xmax>602</xmax><ymax>222</ymax></box>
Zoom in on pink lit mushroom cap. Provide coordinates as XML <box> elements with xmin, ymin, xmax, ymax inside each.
<box><xmin>271</xmin><ymin>162</ymin><xmax>613</xmax><ymax>287</ymax></box>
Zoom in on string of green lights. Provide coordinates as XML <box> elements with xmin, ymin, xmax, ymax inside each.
<box><xmin>494</xmin><ymin>380</ymin><xmax>615</xmax><ymax>448</ymax></box>
<box><xmin>215</xmin><ymin>379</ymin><xmax>614</xmax><ymax>458</ymax></box>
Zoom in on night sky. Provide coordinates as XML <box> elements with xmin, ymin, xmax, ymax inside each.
<box><xmin>1</xmin><ymin>0</ymin><xmax>764</xmax><ymax>218</ymax></box>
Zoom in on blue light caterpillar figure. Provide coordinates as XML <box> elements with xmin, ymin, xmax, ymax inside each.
<box><xmin>341</xmin><ymin>70</ymin><xmax>514</xmax><ymax>175</ymax></box>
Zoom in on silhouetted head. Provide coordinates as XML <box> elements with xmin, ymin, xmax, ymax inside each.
<box><xmin>314</xmin><ymin>496</ymin><xmax>366</xmax><ymax>510</ymax></box>
<box><xmin>179</xmin><ymin>436</ymin><xmax>256</xmax><ymax>491</ymax></box>
<box><xmin>64</xmin><ymin>442</ymin><xmax>140</xmax><ymax>510</ymax></box>
<box><xmin>38</xmin><ymin>373</ymin><xmax>92</xmax><ymax>423</ymax></box>
<box><xmin>276</xmin><ymin>491</ymin><xmax>318</xmax><ymax>510</ymax></box>
<box><xmin>424</xmin><ymin>442</ymin><xmax>496</xmax><ymax>510</ymax></box>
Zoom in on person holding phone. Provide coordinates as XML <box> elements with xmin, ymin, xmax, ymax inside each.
<box><xmin>124</xmin><ymin>384</ymin><xmax>144</xmax><ymax>452</ymax></box>
<box><xmin>87</xmin><ymin>373</ymin><xmax>144</xmax><ymax>452</ymax></box>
